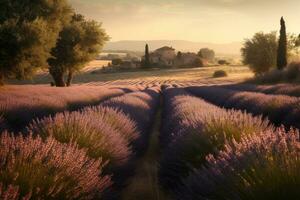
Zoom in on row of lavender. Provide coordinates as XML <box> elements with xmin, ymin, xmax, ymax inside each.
<box><xmin>223</xmin><ymin>83</ymin><xmax>300</xmax><ymax>97</ymax></box>
<box><xmin>187</xmin><ymin>86</ymin><xmax>300</xmax><ymax>129</ymax></box>
<box><xmin>159</xmin><ymin>86</ymin><xmax>300</xmax><ymax>199</ymax></box>
<box><xmin>0</xmin><ymin>88</ymin><xmax>160</xmax><ymax>199</ymax></box>
<box><xmin>0</xmin><ymin>85</ymin><xmax>141</xmax><ymax>131</ymax></box>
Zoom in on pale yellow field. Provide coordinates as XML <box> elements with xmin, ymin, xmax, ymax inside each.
<box><xmin>82</xmin><ymin>60</ymin><xmax>111</xmax><ymax>72</ymax></box>
<box><xmin>10</xmin><ymin>65</ymin><xmax>253</xmax><ymax>86</ymax></box>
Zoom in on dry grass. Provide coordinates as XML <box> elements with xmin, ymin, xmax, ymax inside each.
<box><xmin>9</xmin><ymin>65</ymin><xmax>253</xmax><ymax>86</ymax></box>
<box><xmin>82</xmin><ymin>60</ymin><xmax>111</xmax><ymax>72</ymax></box>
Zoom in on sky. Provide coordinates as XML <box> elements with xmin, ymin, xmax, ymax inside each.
<box><xmin>69</xmin><ymin>0</ymin><xmax>300</xmax><ymax>43</ymax></box>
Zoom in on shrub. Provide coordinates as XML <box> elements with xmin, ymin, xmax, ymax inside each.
<box><xmin>253</xmin><ymin>69</ymin><xmax>284</xmax><ymax>83</ymax></box>
<box><xmin>0</xmin><ymin>184</ymin><xmax>23</xmax><ymax>200</ymax></box>
<box><xmin>0</xmin><ymin>133</ymin><xmax>111</xmax><ymax>199</ymax></box>
<box><xmin>159</xmin><ymin>94</ymin><xmax>271</xmax><ymax>191</ymax></box>
<box><xmin>0</xmin><ymin>85</ymin><xmax>124</xmax><ymax>131</ymax></box>
<box><xmin>101</xmin><ymin>88</ymin><xmax>161</xmax><ymax>156</ymax></box>
<box><xmin>213</xmin><ymin>70</ymin><xmax>228</xmax><ymax>78</ymax></box>
<box><xmin>285</xmin><ymin>62</ymin><xmax>300</xmax><ymax>80</ymax></box>
<box><xmin>251</xmin><ymin>62</ymin><xmax>300</xmax><ymax>84</ymax></box>
<box><xmin>241</xmin><ymin>32</ymin><xmax>278</xmax><ymax>75</ymax></box>
<box><xmin>193</xmin><ymin>58</ymin><xmax>204</xmax><ymax>67</ymax></box>
<box><xmin>218</xmin><ymin>60</ymin><xmax>229</xmax><ymax>65</ymax></box>
<box><xmin>28</xmin><ymin>111</ymin><xmax>131</xmax><ymax>167</ymax></box>
<box><xmin>102</xmin><ymin>89</ymin><xmax>160</xmax><ymax>133</ymax></box>
<box><xmin>178</xmin><ymin>128</ymin><xmax>300</xmax><ymax>200</ymax></box>
<box><xmin>82</xmin><ymin>106</ymin><xmax>139</xmax><ymax>144</ymax></box>
<box><xmin>187</xmin><ymin>86</ymin><xmax>300</xmax><ymax>128</ymax></box>
<box><xmin>0</xmin><ymin>116</ymin><xmax>6</xmax><ymax>132</ymax></box>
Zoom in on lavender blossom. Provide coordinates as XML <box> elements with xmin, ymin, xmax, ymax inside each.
<box><xmin>178</xmin><ymin>128</ymin><xmax>300</xmax><ymax>200</ymax></box>
<box><xmin>0</xmin><ymin>132</ymin><xmax>111</xmax><ymax>199</ymax></box>
<box><xmin>28</xmin><ymin>111</ymin><xmax>131</xmax><ymax>167</ymax></box>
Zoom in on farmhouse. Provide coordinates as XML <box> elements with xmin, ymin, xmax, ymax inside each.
<box><xmin>174</xmin><ymin>52</ymin><xmax>199</xmax><ymax>67</ymax></box>
<box><xmin>147</xmin><ymin>46</ymin><xmax>201</xmax><ymax>67</ymax></box>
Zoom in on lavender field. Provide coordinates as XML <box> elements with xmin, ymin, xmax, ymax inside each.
<box><xmin>0</xmin><ymin>81</ymin><xmax>299</xmax><ymax>200</ymax></box>
<box><xmin>2</xmin><ymin>0</ymin><xmax>300</xmax><ymax>198</ymax></box>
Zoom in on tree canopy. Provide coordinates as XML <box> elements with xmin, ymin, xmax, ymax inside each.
<box><xmin>241</xmin><ymin>32</ymin><xmax>278</xmax><ymax>75</ymax></box>
<box><xmin>277</xmin><ymin>17</ymin><xmax>287</xmax><ymax>70</ymax></box>
<box><xmin>0</xmin><ymin>0</ymin><xmax>72</xmax><ymax>85</ymax></box>
<box><xmin>48</xmin><ymin>14</ymin><xmax>109</xmax><ymax>86</ymax></box>
<box><xmin>142</xmin><ymin>44</ymin><xmax>150</xmax><ymax>68</ymax></box>
<box><xmin>198</xmin><ymin>48</ymin><xmax>215</xmax><ymax>62</ymax></box>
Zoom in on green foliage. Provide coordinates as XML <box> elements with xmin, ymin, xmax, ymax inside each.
<box><xmin>251</xmin><ymin>62</ymin><xmax>300</xmax><ymax>84</ymax></box>
<box><xmin>277</xmin><ymin>17</ymin><xmax>288</xmax><ymax>70</ymax></box>
<box><xmin>49</xmin><ymin>14</ymin><xmax>109</xmax><ymax>86</ymax></box>
<box><xmin>213</xmin><ymin>70</ymin><xmax>228</xmax><ymax>78</ymax></box>
<box><xmin>142</xmin><ymin>44</ymin><xmax>150</xmax><ymax>68</ymax></box>
<box><xmin>198</xmin><ymin>48</ymin><xmax>215</xmax><ymax>61</ymax></box>
<box><xmin>193</xmin><ymin>58</ymin><xmax>204</xmax><ymax>67</ymax></box>
<box><xmin>218</xmin><ymin>59</ymin><xmax>230</xmax><ymax>65</ymax></box>
<box><xmin>241</xmin><ymin>32</ymin><xmax>278</xmax><ymax>75</ymax></box>
<box><xmin>0</xmin><ymin>0</ymin><xmax>72</xmax><ymax>85</ymax></box>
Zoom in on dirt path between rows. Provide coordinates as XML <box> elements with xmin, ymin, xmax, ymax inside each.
<box><xmin>121</xmin><ymin>103</ymin><xmax>170</xmax><ymax>200</ymax></box>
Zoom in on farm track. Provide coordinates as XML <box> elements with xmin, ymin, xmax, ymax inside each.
<box><xmin>122</xmin><ymin>99</ymin><xmax>170</xmax><ymax>200</ymax></box>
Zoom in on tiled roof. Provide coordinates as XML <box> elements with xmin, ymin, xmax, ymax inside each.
<box><xmin>155</xmin><ymin>46</ymin><xmax>175</xmax><ymax>51</ymax></box>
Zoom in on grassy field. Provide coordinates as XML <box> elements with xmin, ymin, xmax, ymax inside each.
<box><xmin>9</xmin><ymin>65</ymin><xmax>253</xmax><ymax>86</ymax></box>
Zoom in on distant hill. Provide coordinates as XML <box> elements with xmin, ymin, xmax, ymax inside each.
<box><xmin>103</xmin><ymin>40</ymin><xmax>242</xmax><ymax>56</ymax></box>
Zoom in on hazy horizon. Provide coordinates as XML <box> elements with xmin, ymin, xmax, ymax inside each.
<box><xmin>70</xmin><ymin>0</ymin><xmax>300</xmax><ymax>43</ymax></box>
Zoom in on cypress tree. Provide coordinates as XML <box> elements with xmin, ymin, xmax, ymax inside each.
<box><xmin>144</xmin><ymin>44</ymin><xmax>150</xmax><ymax>67</ymax></box>
<box><xmin>277</xmin><ymin>17</ymin><xmax>287</xmax><ymax>70</ymax></box>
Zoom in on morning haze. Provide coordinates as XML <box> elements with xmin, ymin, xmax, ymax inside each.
<box><xmin>69</xmin><ymin>0</ymin><xmax>300</xmax><ymax>45</ymax></box>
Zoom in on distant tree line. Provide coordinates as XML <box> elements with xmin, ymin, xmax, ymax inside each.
<box><xmin>0</xmin><ymin>0</ymin><xmax>109</xmax><ymax>86</ymax></box>
<box><xmin>197</xmin><ymin>48</ymin><xmax>215</xmax><ymax>62</ymax></box>
<box><xmin>242</xmin><ymin>17</ymin><xmax>300</xmax><ymax>75</ymax></box>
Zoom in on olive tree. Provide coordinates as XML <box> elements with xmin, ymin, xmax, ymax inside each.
<box><xmin>241</xmin><ymin>32</ymin><xmax>278</xmax><ymax>75</ymax></box>
<box><xmin>198</xmin><ymin>48</ymin><xmax>215</xmax><ymax>62</ymax></box>
<box><xmin>48</xmin><ymin>14</ymin><xmax>109</xmax><ymax>87</ymax></box>
<box><xmin>0</xmin><ymin>0</ymin><xmax>72</xmax><ymax>85</ymax></box>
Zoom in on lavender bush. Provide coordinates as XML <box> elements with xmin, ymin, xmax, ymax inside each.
<box><xmin>97</xmin><ymin>88</ymin><xmax>161</xmax><ymax>199</ymax></box>
<box><xmin>177</xmin><ymin>128</ymin><xmax>300</xmax><ymax>200</ymax></box>
<box><xmin>82</xmin><ymin>106</ymin><xmax>139</xmax><ymax>144</ymax></box>
<box><xmin>0</xmin><ymin>85</ymin><xmax>125</xmax><ymax>131</ymax></box>
<box><xmin>0</xmin><ymin>115</ymin><xmax>6</xmax><ymax>132</ymax></box>
<box><xmin>28</xmin><ymin>111</ymin><xmax>131</xmax><ymax>167</ymax></box>
<box><xmin>102</xmin><ymin>88</ymin><xmax>161</xmax><ymax>155</ymax></box>
<box><xmin>224</xmin><ymin>83</ymin><xmax>300</xmax><ymax>97</ymax></box>
<box><xmin>160</xmin><ymin>87</ymin><xmax>271</xmax><ymax>192</ymax></box>
<box><xmin>0</xmin><ymin>132</ymin><xmax>111</xmax><ymax>199</ymax></box>
<box><xmin>160</xmin><ymin>87</ymin><xmax>193</xmax><ymax>148</ymax></box>
<box><xmin>0</xmin><ymin>184</ymin><xmax>25</xmax><ymax>200</ymax></box>
<box><xmin>187</xmin><ymin>86</ymin><xmax>300</xmax><ymax>128</ymax></box>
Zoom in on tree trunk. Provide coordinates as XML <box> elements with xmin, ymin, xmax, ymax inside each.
<box><xmin>49</xmin><ymin>67</ymin><xmax>65</xmax><ymax>87</ymax></box>
<box><xmin>54</xmin><ymin>74</ymin><xmax>66</xmax><ymax>87</ymax></box>
<box><xmin>66</xmin><ymin>71</ymin><xmax>73</xmax><ymax>87</ymax></box>
<box><xmin>0</xmin><ymin>73</ymin><xmax>4</xmax><ymax>86</ymax></box>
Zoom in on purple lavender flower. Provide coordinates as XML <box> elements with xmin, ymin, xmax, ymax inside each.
<box><xmin>0</xmin><ymin>132</ymin><xmax>111</xmax><ymax>199</ymax></box>
<box><xmin>178</xmin><ymin>128</ymin><xmax>300</xmax><ymax>200</ymax></box>
<box><xmin>0</xmin><ymin>85</ymin><xmax>125</xmax><ymax>130</ymax></box>
<box><xmin>28</xmin><ymin>110</ymin><xmax>132</xmax><ymax>167</ymax></box>
<box><xmin>160</xmin><ymin>88</ymin><xmax>271</xmax><ymax>192</ymax></box>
